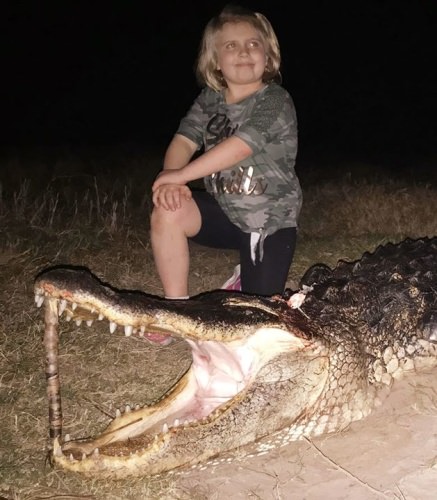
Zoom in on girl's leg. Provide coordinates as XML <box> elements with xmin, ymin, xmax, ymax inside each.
<box><xmin>150</xmin><ymin>197</ymin><xmax>201</xmax><ymax>298</ymax></box>
<box><xmin>188</xmin><ymin>192</ymin><xmax>297</xmax><ymax>296</ymax></box>
<box><xmin>239</xmin><ymin>227</ymin><xmax>297</xmax><ymax>296</ymax></box>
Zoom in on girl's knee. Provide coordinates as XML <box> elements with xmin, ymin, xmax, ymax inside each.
<box><xmin>151</xmin><ymin>199</ymin><xmax>201</xmax><ymax>238</ymax></box>
<box><xmin>150</xmin><ymin>205</ymin><xmax>185</xmax><ymax>231</ymax></box>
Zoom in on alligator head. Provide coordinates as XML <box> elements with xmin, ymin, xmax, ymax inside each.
<box><xmin>34</xmin><ymin>237</ymin><xmax>437</xmax><ymax>478</ymax></box>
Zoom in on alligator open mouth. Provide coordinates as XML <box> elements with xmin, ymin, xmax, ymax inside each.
<box><xmin>34</xmin><ymin>238</ymin><xmax>437</xmax><ymax>479</ymax></box>
<box><xmin>51</xmin><ymin>327</ymin><xmax>307</xmax><ymax>476</ymax></box>
<box><xmin>34</xmin><ymin>268</ymin><xmax>319</xmax><ymax>478</ymax></box>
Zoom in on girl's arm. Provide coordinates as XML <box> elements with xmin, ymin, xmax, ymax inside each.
<box><xmin>163</xmin><ymin>134</ymin><xmax>198</xmax><ymax>170</ymax></box>
<box><xmin>152</xmin><ymin>135</ymin><xmax>253</xmax><ymax>191</ymax></box>
<box><xmin>152</xmin><ymin>134</ymin><xmax>198</xmax><ymax>211</ymax></box>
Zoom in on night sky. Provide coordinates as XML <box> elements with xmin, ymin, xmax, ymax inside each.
<box><xmin>2</xmin><ymin>0</ymin><xmax>436</xmax><ymax>169</ymax></box>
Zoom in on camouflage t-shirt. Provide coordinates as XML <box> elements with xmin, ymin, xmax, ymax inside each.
<box><xmin>177</xmin><ymin>83</ymin><xmax>302</xmax><ymax>261</ymax></box>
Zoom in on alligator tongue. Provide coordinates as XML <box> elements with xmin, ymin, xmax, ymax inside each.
<box><xmin>143</xmin><ymin>332</ymin><xmax>173</xmax><ymax>346</ymax></box>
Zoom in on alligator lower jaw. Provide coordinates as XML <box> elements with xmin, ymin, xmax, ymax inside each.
<box><xmin>52</xmin><ymin>433</ymin><xmax>176</xmax><ymax>478</ymax></box>
<box><xmin>47</xmin><ymin>318</ymin><xmax>304</xmax><ymax>478</ymax></box>
<box><xmin>51</xmin><ymin>366</ymin><xmax>239</xmax><ymax>478</ymax></box>
<box><xmin>51</xmin><ymin>367</ymin><xmax>254</xmax><ymax>479</ymax></box>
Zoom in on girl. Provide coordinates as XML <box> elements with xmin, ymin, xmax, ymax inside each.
<box><xmin>151</xmin><ymin>5</ymin><xmax>302</xmax><ymax>298</ymax></box>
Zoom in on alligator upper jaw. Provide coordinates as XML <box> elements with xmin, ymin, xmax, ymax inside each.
<box><xmin>34</xmin><ymin>267</ymin><xmax>300</xmax><ymax>344</ymax></box>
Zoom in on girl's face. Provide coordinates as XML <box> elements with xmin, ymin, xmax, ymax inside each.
<box><xmin>215</xmin><ymin>21</ymin><xmax>267</xmax><ymax>89</ymax></box>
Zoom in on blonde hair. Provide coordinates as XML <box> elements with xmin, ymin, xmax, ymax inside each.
<box><xmin>196</xmin><ymin>4</ymin><xmax>282</xmax><ymax>92</ymax></box>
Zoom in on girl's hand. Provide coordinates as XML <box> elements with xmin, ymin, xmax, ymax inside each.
<box><xmin>152</xmin><ymin>184</ymin><xmax>192</xmax><ymax>211</ymax></box>
<box><xmin>152</xmin><ymin>169</ymin><xmax>186</xmax><ymax>192</ymax></box>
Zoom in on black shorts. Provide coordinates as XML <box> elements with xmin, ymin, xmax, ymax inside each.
<box><xmin>189</xmin><ymin>190</ymin><xmax>297</xmax><ymax>296</ymax></box>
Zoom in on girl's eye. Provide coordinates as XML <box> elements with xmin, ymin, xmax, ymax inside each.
<box><xmin>226</xmin><ymin>42</ymin><xmax>236</xmax><ymax>49</ymax></box>
<box><xmin>249</xmin><ymin>41</ymin><xmax>260</xmax><ymax>48</ymax></box>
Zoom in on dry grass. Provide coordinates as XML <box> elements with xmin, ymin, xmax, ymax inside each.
<box><xmin>0</xmin><ymin>151</ymin><xmax>436</xmax><ymax>499</ymax></box>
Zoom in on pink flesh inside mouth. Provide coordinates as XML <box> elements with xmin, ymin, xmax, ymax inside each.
<box><xmin>143</xmin><ymin>332</ymin><xmax>174</xmax><ymax>345</ymax></box>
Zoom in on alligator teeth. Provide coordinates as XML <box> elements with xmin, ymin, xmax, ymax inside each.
<box><xmin>65</xmin><ymin>314</ymin><xmax>72</xmax><ymax>322</ymax></box>
<box><xmin>75</xmin><ymin>319</ymin><xmax>82</xmax><ymax>327</ymax></box>
<box><xmin>58</xmin><ymin>299</ymin><xmax>67</xmax><ymax>315</ymax></box>
<box><xmin>64</xmin><ymin>434</ymin><xmax>71</xmax><ymax>442</ymax></box>
<box><xmin>173</xmin><ymin>418</ymin><xmax>180</xmax><ymax>427</ymax></box>
<box><xmin>115</xmin><ymin>408</ymin><xmax>121</xmax><ymax>417</ymax></box>
<box><xmin>35</xmin><ymin>294</ymin><xmax>44</xmax><ymax>308</ymax></box>
<box><xmin>69</xmin><ymin>453</ymin><xmax>74</xmax><ymax>462</ymax></box>
<box><xmin>162</xmin><ymin>423</ymin><xmax>169</xmax><ymax>433</ymax></box>
<box><xmin>92</xmin><ymin>448</ymin><xmax>99</xmax><ymax>456</ymax></box>
<box><xmin>125</xmin><ymin>404</ymin><xmax>131</xmax><ymax>413</ymax></box>
<box><xmin>86</xmin><ymin>320</ymin><xmax>93</xmax><ymax>327</ymax></box>
<box><xmin>53</xmin><ymin>437</ymin><xmax>63</xmax><ymax>457</ymax></box>
<box><xmin>109</xmin><ymin>322</ymin><xmax>117</xmax><ymax>333</ymax></box>
<box><xmin>71</xmin><ymin>302</ymin><xmax>77</xmax><ymax>311</ymax></box>
<box><xmin>124</xmin><ymin>325</ymin><xmax>133</xmax><ymax>337</ymax></box>
<box><xmin>98</xmin><ymin>313</ymin><xmax>104</xmax><ymax>321</ymax></box>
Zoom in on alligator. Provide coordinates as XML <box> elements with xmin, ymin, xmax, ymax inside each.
<box><xmin>34</xmin><ymin>237</ymin><xmax>437</xmax><ymax>479</ymax></box>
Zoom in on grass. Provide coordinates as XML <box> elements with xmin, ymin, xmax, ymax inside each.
<box><xmin>0</xmin><ymin>148</ymin><xmax>436</xmax><ymax>499</ymax></box>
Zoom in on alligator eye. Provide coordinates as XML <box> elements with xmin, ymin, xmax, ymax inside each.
<box><xmin>421</xmin><ymin>311</ymin><xmax>437</xmax><ymax>343</ymax></box>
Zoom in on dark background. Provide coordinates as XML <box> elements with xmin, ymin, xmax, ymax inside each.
<box><xmin>2</xmin><ymin>0</ymin><xmax>436</xmax><ymax>172</ymax></box>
